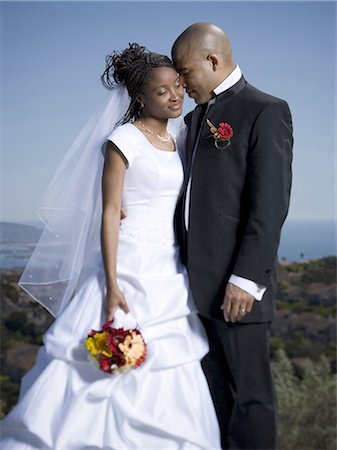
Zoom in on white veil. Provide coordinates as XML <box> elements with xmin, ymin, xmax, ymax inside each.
<box><xmin>18</xmin><ymin>86</ymin><xmax>131</xmax><ymax>317</ymax></box>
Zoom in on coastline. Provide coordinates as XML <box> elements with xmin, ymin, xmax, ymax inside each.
<box><xmin>0</xmin><ymin>219</ymin><xmax>336</xmax><ymax>268</ymax></box>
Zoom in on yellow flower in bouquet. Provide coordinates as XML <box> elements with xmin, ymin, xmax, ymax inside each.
<box><xmin>85</xmin><ymin>331</ymin><xmax>112</xmax><ymax>357</ymax></box>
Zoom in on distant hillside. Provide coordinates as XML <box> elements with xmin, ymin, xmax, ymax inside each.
<box><xmin>0</xmin><ymin>222</ymin><xmax>42</xmax><ymax>244</ymax></box>
<box><xmin>0</xmin><ymin>222</ymin><xmax>43</xmax><ymax>268</ymax></box>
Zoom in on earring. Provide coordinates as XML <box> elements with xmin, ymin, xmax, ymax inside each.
<box><xmin>137</xmin><ymin>100</ymin><xmax>144</xmax><ymax>117</ymax></box>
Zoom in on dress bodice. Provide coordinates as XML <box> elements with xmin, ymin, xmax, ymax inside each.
<box><xmin>107</xmin><ymin>123</ymin><xmax>184</xmax><ymax>248</ymax></box>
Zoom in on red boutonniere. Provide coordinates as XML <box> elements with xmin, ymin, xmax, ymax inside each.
<box><xmin>206</xmin><ymin>119</ymin><xmax>233</xmax><ymax>150</ymax></box>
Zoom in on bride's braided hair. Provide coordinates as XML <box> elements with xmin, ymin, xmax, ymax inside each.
<box><xmin>101</xmin><ymin>43</ymin><xmax>174</xmax><ymax>124</ymax></box>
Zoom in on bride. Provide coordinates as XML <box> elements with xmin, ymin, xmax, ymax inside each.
<box><xmin>0</xmin><ymin>44</ymin><xmax>221</xmax><ymax>449</ymax></box>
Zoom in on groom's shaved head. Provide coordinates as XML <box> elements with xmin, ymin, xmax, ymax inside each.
<box><xmin>172</xmin><ymin>22</ymin><xmax>233</xmax><ymax>66</ymax></box>
<box><xmin>171</xmin><ymin>23</ymin><xmax>235</xmax><ymax>104</ymax></box>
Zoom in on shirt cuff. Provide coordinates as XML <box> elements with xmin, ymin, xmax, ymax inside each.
<box><xmin>229</xmin><ymin>275</ymin><xmax>267</xmax><ymax>301</ymax></box>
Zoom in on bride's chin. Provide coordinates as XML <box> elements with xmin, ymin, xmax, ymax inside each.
<box><xmin>168</xmin><ymin>110</ymin><xmax>182</xmax><ymax>118</ymax></box>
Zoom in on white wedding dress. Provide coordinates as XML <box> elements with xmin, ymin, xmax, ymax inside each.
<box><xmin>1</xmin><ymin>123</ymin><xmax>221</xmax><ymax>450</ymax></box>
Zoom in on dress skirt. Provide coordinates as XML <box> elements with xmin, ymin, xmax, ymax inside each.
<box><xmin>1</xmin><ymin>237</ymin><xmax>221</xmax><ymax>450</ymax></box>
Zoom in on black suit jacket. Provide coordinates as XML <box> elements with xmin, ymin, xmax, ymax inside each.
<box><xmin>175</xmin><ymin>76</ymin><xmax>293</xmax><ymax>322</ymax></box>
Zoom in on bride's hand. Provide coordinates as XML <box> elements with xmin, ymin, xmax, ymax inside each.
<box><xmin>105</xmin><ymin>287</ymin><xmax>130</xmax><ymax>322</ymax></box>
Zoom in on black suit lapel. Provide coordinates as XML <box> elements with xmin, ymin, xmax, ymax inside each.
<box><xmin>175</xmin><ymin>104</ymin><xmax>206</xmax><ymax>260</ymax></box>
<box><xmin>190</xmin><ymin>104</ymin><xmax>206</xmax><ymax>141</ymax></box>
<box><xmin>186</xmin><ymin>104</ymin><xmax>206</xmax><ymax>169</ymax></box>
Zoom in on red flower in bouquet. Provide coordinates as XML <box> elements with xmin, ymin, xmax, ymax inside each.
<box><xmin>206</xmin><ymin>119</ymin><xmax>233</xmax><ymax>149</ymax></box>
<box><xmin>85</xmin><ymin>321</ymin><xmax>147</xmax><ymax>374</ymax></box>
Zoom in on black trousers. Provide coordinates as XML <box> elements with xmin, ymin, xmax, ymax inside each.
<box><xmin>200</xmin><ymin>316</ymin><xmax>277</xmax><ymax>450</ymax></box>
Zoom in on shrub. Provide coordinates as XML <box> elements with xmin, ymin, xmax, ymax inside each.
<box><xmin>273</xmin><ymin>349</ymin><xmax>337</xmax><ymax>449</ymax></box>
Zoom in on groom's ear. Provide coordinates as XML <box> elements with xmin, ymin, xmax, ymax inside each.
<box><xmin>206</xmin><ymin>53</ymin><xmax>220</xmax><ymax>72</ymax></box>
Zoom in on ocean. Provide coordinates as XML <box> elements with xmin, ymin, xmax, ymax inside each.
<box><xmin>278</xmin><ymin>219</ymin><xmax>336</xmax><ymax>262</ymax></box>
<box><xmin>0</xmin><ymin>220</ymin><xmax>336</xmax><ymax>269</ymax></box>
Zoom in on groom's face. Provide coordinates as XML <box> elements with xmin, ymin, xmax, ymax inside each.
<box><xmin>173</xmin><ymin>49</ymin><xmax>216</xmax><ymax>105</ymax></box>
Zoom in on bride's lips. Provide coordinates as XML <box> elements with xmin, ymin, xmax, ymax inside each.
<box><xmin>169</xmin><ymin>103</ymin><xmax>182</xmax><ymax>111</ymax></box>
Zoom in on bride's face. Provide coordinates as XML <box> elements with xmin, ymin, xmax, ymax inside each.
<box><xmin>140</xmin><ymin>67</ymin><xmax>184</xmax><ymax>120</ymax></box>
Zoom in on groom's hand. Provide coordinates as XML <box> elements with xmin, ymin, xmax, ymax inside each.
<box><xmin>221</xmin><ymin>283</ymin><xmax>254</xmax><ymax>322</ymax></box>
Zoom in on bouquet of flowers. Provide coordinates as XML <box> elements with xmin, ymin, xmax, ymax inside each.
<box><xmin>85</xmin><ymin>320</ymin><xmax>147</xmax><ymax>374</ymax></box>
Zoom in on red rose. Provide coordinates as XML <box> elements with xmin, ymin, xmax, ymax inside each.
<box><xmin>99</xmin><ymin>355</ymin><xmax>113</xmax><ymax>373</ymax></box>
<box><xmin>105</xmin><ymin>335</ymin><xmax>120</xmax><ymax>355</ymax></box>
<box><xmin>217</xmin><ymin>122</ymin><xmax>233</xmax><ymax>140</ymax></box>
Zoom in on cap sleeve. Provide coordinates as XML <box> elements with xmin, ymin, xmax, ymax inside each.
<box><xmin>106</xmin><ymin>124</ymin><xmax>136</xmax><ymax>167</ymax></box>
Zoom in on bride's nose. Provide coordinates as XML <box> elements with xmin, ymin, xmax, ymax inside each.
<box><xmin>169</xmin><ymin>89</ymin><xmax>179</xmax><ymax>101</ymax></box>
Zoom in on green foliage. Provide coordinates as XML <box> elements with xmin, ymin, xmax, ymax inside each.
<box><xmin>2</xmin><ymin>311</ymin><xmax>48</xmax><ymax>345</ymax></box>
<box><xmin>312</xmin><ymin>305</ymin><xmax>337</xmax><ymax>317</ymax></box>
<box><xmin>4</xmin><ymin>311</ymin><xmax>28</xmax><ymax>331</ymax></box>
<box><xmin>301</xmin><ymin>257</ymin><xmax>336</xmax><ymax>285</ymax></box>
<box><xmin>280</xmin><ymin>263</ymin><xmax>303</xmax><ymax>274</ymax></box>
<box><xmin>270</xmin><ymin>336</ymin><xmax>286</xmax><ymax>359</ymax></box>
<box><xmin>0</xmin><ymin>375</ymin><xmax>20</xmax><ymax>419</ymax></box>
<box><xmin>273</xmin><ymin>349</ymin><xmax>337</xmax><ymax>450</ymax></box>
<box><xmin>276</xmin><ymin>298</ymin><xmax>336</xmax><ymax>317</ymax></box>
<box><xmin>279</xmin><ymin>257</ymin><xmax>336</xmax><ymax>284</ymax></box>
<box><xmin>271</xmin><ymin>332</ymin><xmax>337</xmax><ymax>372</ymax></box>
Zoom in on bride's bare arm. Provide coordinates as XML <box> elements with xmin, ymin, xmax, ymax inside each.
<box><xmin>101</xmin><ymin>141</ymin><xmax>130</xmax><ymax>321</ymax></box>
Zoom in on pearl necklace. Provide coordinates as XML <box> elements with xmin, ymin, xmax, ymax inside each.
<box><xmin>137</xmin><ymin>120</ymin><xmax>171</xmax><ymax>143</ymax></box>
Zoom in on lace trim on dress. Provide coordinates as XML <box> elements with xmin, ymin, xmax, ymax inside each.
<box><xmin>119</xmin><ymin>225</ymin><xmax>176</xmax><ymax>248</ymax></box>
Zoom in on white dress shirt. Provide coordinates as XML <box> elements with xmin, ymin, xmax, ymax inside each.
<box><xmin>185</xmin><ymin>65</ymin><xmax>266</xmax><ymax>301</ymax></box>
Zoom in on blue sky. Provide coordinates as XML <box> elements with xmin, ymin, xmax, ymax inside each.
<box><xmin>1</xmin><ymin>0</ymin><xmax>336</xmax><ymax>223</ymax></box>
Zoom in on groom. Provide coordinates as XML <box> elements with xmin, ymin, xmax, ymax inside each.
<box><xmin>172</xmin><ymin>23</ymin><xmax>293</xmax><ymax>449</ymax></box>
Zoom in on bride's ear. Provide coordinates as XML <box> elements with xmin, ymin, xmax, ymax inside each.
<box><xmin>137</xmin><ymin>97</ymin><xmax>145</xmax><ymax>110</ymax></box>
